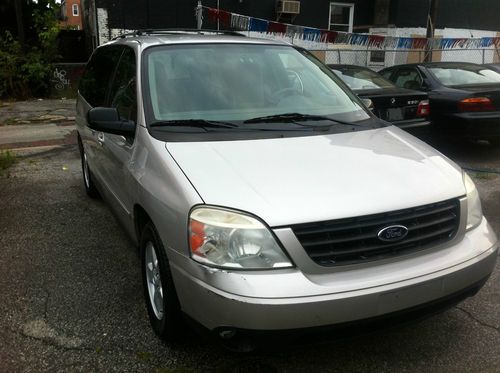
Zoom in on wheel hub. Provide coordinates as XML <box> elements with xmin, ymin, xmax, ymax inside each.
<box><xmin>145</xmin><ymin>241</ymin><xmax>164</xmax><ymax>320</ymax></box>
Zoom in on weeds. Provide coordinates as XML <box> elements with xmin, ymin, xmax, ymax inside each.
<box><xmin>473</xmin><ymin>172</ymin><xmax>497</xmax><ymax>181</ymax></box>
<box><xmin>1</xmin><ymin>117</ymin><xmax>17</xmax><ymax>126</ymax></box>
<box><xmin>0</xmin><ymin>150</ymin><xmax>15</xmax><ymax>175</ymax></box>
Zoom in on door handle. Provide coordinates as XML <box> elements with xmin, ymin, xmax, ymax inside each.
<box><xmin>97</xmin><ymin>132</ymin><xmax>105</xmax><ymax>145</ymax></box>
<box><xmin>116</xmin><ymin>136</ymin><xmax>127</xmax><ymax>146</ymax></box>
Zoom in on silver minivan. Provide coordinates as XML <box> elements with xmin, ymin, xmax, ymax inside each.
<box><xmin>76</xmin><ymin>30</ymin><xmax>498</xmax><ymax>347</ymax></box>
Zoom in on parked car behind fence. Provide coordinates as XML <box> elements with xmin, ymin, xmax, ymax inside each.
<box><xmin>380</xmin><ymin>62</ymin><xmax>500</xmax><ymax>145</ymax></box>
<box><xmin>328</xmin><ymin>64</ymin><xmax>430</xmax><ymax>134</ymax></box>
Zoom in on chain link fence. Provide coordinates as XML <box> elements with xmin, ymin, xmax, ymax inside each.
<box><xmin>309</xmin><ymin>48</ymin><xmax>500</xmax><ymax>71</ymax></box>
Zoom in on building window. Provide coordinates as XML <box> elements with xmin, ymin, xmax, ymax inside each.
<box><xmin>72</xmin><ymin>4</ymin><xmax>79</xmax><ymax>16</ymax></box>
<box><xmin>369</xmin><ymin>50</ymin><xmax>386</xmax><ymax>64</ymax></box>
<box><xmin>369</xmin><ymin>31</ymin><xmax>387</xmax><ymax>66</ymax></box>
<box><xmin>329</xmin><ymin>2</ymin><xmax>354</xmax><ymax>33</ymax></box>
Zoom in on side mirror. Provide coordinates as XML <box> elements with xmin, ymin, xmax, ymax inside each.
<box><xmin>87</xmin><ymin>107</ymin><xmax>135</xmax><ymax>136</ymax></box>
<box><xmin>361</xmin><ymin>98</ymin><xmax>374</xmax><ymax>111</ymax></box>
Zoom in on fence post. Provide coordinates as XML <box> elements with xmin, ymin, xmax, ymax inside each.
<box><xmin>482</xmin><ymin>49</ymin><xmax>485</xmax><ymax>64</ymax></box>
<box><xmin>337</xmin><ymin>49</ymin><xmax>341</xmax><ymax>64</ymax></box>
<box><xmin>196</xmin><ymin>1</ymin><xmax>203</xmax><ymax>30</ymax></box>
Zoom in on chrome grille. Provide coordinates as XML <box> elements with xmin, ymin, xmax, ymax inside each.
<box><xmin>291</xmin><ymin>199</ymin><xmax>461</xmax><ymax>266</ymax></box>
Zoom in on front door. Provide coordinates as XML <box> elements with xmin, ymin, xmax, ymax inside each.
<box><xmin>100</xmin><ymin>46</ymin><xmax>138</xmax><ymax>228</ymax></box>
<box><xmin>79</xmin><ymin>45</ymin><xmax>124</xmax><ymax>183</ymax></box>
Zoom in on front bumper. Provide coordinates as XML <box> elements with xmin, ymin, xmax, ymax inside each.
<box><xmin>170</xmin><ymin>218</ymin><xmax>498</xmax><ymax>332</ymax></box>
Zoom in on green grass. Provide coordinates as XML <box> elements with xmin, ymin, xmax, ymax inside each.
<box><xmin>473</xmin><ymin>172</ymin><xmax>497</xmax><ymax>181</ymax></box>
<box><xmin>154</xmin><ymin>368</ymin><xmax>193</xmax><ymax>373</ymax></box>
<box><xmin>0</xmin><ymin>150</ymin><xmax>15</xmax><ymax>175</ymax></box>
<box><xmin>136</xmin><ymin>351</ymin><xmax>153</xmax><ymax>361</ymax></box>
<box><xmin>1</xmin><ymin>117</ymin><xmax>17</xmax><ymax>126</ymax></box>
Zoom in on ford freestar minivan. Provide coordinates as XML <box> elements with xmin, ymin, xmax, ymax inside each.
<box><xmin>76</xmin><ymin>30</ymin><xmax>498</xmax><ymax>347</ymax></box>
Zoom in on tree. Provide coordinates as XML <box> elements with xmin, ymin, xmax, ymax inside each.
<box><xmin>0</xmin><ymin>0</ymin><xmax>61</xmax><ymax>98</ymax></box>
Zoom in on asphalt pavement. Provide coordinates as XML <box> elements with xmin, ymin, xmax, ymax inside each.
<box><xmin>0</xmin><ymin>139</ymin><xmax>498</xmax><ymax>372</ymax></box>
<box><xmin>0</xmin><ymin>99</ymin><xmax>77</xmax><ymax>150</ymax></box>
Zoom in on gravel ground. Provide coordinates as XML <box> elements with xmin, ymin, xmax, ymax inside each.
<box><xmin>0</xmin><ymin>141</ymin><xmax>498</xmax><ymax>372</ymax></box>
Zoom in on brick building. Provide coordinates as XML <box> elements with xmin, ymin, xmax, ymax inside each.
<box><xmin>60</xmin><ymin>0</ymin><xmax>83</xmax><ymax>30</ymax></box>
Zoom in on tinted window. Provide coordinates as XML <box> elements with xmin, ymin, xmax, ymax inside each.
<box><xmin>392</xmin><ymin>68</ymin><xmax>423</xmax><ymax>90</ymax></box>
<box><xmin>379</xmin><ymin>70</ymin><xmax>393</xmax><ymax>80</ymax></box>
<box><xmin>79</xmin><ymin>46</ymin><xmax>123</xmax><ymax>107</ymax></box>
<box><xmin>429</xmin><ymin>65</ymin><xmax>500</xmax><ymax>86</ymax></box>
<box><xmin>331</xmin><ymin>67</ymin><xmax>395</xmax><ymax>90</ymax></box>
<box><xmin>108</xmin><ymin>47</ymin><xmax>137</xmax><ymax>122</ymax></box>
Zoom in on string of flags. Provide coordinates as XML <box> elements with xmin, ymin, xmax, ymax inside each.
<box><xmin>200</xmin><ymin>6</ymin><xmax>500</xmax><ymax>50</ymax></box>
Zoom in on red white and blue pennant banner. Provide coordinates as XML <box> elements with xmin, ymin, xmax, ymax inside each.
<box><xmin>201</xmin><ymin>6</ymin><xmax>500</xmax><ymax>50</ymax></box>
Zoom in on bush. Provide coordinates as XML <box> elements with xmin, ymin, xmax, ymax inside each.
<box><xmin>0</xmin><ymin>32</ymin><xmax>54</xmax><ymax>98</ymax></box>
<box><xmin>0</xmin><ymin>4</ymin><xmax>60</xmax><ymax>99</ymax></box>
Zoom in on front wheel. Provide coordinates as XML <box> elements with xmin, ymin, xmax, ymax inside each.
<box><xmin>140</xmin><ymin>222</ymin><xmax>183</xmax><ymax>342</ymax></box>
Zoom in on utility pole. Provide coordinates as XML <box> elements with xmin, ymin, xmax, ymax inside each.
<box><xmin>424</xmin><ymin>0</ymin><xmax>439</xmax><ymax>62</ymax></box>
<box><xmin>14</xmin><ymin>0</ymin><xmax>25</xmax><ymax>47</ymax></box>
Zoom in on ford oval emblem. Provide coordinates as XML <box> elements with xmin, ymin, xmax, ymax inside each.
<box><xmin>378</xmin><ymin>225</ymin><xmax>409</xmax><ymax>242</ymax></box>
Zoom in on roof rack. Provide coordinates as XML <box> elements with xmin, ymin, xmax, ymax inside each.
<box><xmin>112</xmin><ymin>28</ymin><xmax>245</xmax><ymax>40</ymax></box>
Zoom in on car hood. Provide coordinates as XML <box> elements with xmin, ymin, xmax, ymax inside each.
<box><xmin>166</xmin><ymin>127</ymin><xmax>465</xmax><ymax>227</ymax></box>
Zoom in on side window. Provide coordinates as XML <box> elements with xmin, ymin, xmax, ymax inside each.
<box><xmin>108</xmin><ymin>47</ymin><xmax>137</xmax><ymax>123</ymax></box>
<box><xmin>392</xmin><ymin>68</ymin><xmax>423</xmax><ymax>90</ymax></box>
<box><xmin>79</xmin><ymin>46</ymin><xmax>123</xmax><ymax>107</ymax></box>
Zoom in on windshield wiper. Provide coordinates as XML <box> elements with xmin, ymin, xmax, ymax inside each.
<box><xmin>244</xmin><ymin>113</ymin><xmax>360</xmax><ymax>126</ymax></box>
<box><xmin>150</xmin><ymin>119</ymin><xmax>238</xmax><ymax>129</ymax></box>
<box><xmin>149</xmin><ymin>118</ymin><xmax>318</xmax><ymax>132</ymax></box>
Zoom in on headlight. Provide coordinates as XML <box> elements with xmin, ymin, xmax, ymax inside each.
<box><xmin>463</xmin><ymin>172</ymin><xmax>483</xmax><ymax>231</ymax></box>
<box><xmin>189</xmin><ymin>207</ymin><xmax>293</xmax><ymax>269</ymax></box>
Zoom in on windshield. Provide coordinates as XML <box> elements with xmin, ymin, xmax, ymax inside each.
<box><xmin>429</xmin><ymin>65</ymin><xmax>500</xmax><ymax>86</ymax></box>
<box><xmin>143</xmin><ymin>44</ymin><xmax>370</xmax><ymax>124</ymax></box>
<box><xmin>331</xmin><ymin>67</ymin><xmax>395</xmax><ymax>90</ymax></box>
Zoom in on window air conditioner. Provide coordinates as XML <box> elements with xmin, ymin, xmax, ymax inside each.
<box><xmin>277</xmin><ymin>1</ymin><xmax>301</xmax><ymax>14</ymax></box>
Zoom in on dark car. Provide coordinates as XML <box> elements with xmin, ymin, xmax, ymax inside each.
<box><xmin>484</xmin><ymin>63</ymin><xmax>500</xmax><ymax>73</ymax></box>
<box><xmin>380</xmin><ymin>62</ymin><xmax>500</xmax><ymax>144</ymax></box>
<box><xmin>328</xmin><ymin>64</ymin><xmax>430</xmax><ymax>132</ymax></box>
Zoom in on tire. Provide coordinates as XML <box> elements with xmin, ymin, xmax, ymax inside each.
<box><xmin>78</xmin><ymin>137</ymin><xmax>100</xmax><ymax>199</ymax></box>
<box><xmin>140</xmin><ymin>222</ymin><xmax>184</xmax><ymax>342</ymax></box>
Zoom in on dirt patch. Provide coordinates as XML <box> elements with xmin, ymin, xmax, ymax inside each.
<box><xmin>22</xmin><ymin>319</ymin><xmax>83</xmax><ymax>349</ymax></box>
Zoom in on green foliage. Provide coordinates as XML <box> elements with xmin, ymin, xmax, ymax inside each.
<box><xmin>0</xmin><ymin>150</ymin><xmax>16</xmax><ymax>175</ymax></box>
<box><xmin>0</xmin><ymin>1</ymin><xmax>60</xmax><ymax>99</ymax></box>
<box><xmin>33</xmin><ymin>6</ymin><xmax>60</xmax><ymax>61</ymax></box>
<box><xmin>473</xmin><ymin>172</ymin><xmax>497</xmax><ymax>180</ymax></box>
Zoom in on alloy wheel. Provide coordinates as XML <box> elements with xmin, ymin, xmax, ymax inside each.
<box><xmin>145</xmin><ymin>241</ymin><xmax>164</xmax><ymax>320</ymax></box>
